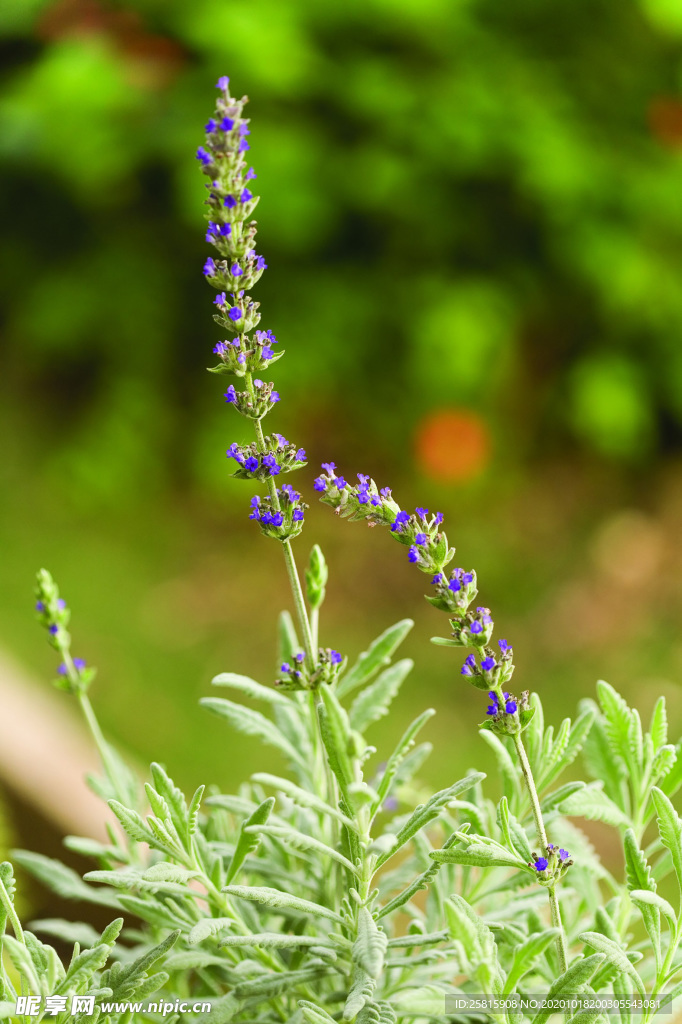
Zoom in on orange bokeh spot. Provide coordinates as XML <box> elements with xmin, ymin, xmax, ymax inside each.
<box><xmin>415</xmin><ymin>409</ymin><xmax>491</xmax><ymax>482</ymax></box>
<box><xmin>648</xmin><ymin>97</ymin><xmax>682</xmax><ymax>149</ymax></box>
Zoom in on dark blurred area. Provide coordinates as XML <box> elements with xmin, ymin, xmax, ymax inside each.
<box><xmin>1</xmin><ymin>0</ymin><xmax>682</xmax><ymax>855</ymax></box>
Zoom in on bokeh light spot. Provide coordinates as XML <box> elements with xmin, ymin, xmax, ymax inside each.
<box><xmin>415</xmin><ymin>408</ymin><xmax>491</xmax><ymax>483</ymax></box>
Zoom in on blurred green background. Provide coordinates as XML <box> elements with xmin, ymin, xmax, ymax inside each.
<box><xmin>1</xmin><ymin>0</ymin><xmax>682</xmax><ymax>848</ymax></box>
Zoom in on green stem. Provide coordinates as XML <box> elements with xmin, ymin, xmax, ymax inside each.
<box><xmin>0</xmin><ymin>876</ymin><xmax>24</xmax><ymax>944</ymax></box>
<box><xmin>513</xmin><ymin>732</ymin><xmax>568</xmax><ymax>975</ymax></box>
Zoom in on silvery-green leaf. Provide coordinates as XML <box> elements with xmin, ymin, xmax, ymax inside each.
<box><xmin>10</xmin><ymin>851</ymin><xmax>120</xmax><ymax>908</ymax></box>
<box><xmin>226</xmin><ymin>796</ymin><xmax>275</xmax><ymax>884</ymax></box>
<box><xmin>251</xmin><ymin>772</ymin><xmax>358</xmax><ymax>832</ymax></box>
<box><xmin>630</xmin><ymin>890</ymin><xmax>676</xmax><ymax>932</ymax></box>
<box><xmin>201</xmin><ymin>697</ymin><xmax>306</xmax><ymax>771</ymax></box>
<box><xmin>649</xmin><ymin>697</ymin><xmax>668</xmax><ymax>753</ymax></box>
<box><xmin>352</xmin><ymin>907</ymin><xmax>388</xmax><ymax>979</ymax></box>
<box><xmin>318</xmin><ymin>687</ymin><xmax>354</xmax><ymax>801</ymax></box>
<box><xmin>211</xmin><ymin>672</ymin><xmax>293</xmax><ymax>706</ymax></box>
<box><xmin>349</xmin><ymin>659</ymin><xmax>412</xmax><ymax>733</ymax></box>
<box><xmin>234</xmin><ymin>966</ymin><xmax>330</xmax><ymax>998</ymax></box>
<box><xmin>503</xmin><ymin>929</ymin><xmax>559</xmax><ymax>993</ymax></box>
<box><xmin>579</xmin><ymin>933</ymin><xmax>645</xmax><ymax>997</ymax></box>
<box><xmin>222</xmin><ymin>885</ymin><xmax>345</xmax><ymax>924</ymax></box>
<box><xmin>651</xmin><ymin>787</ymin><xmax>682</xmax><ymax>893</ymax></box>
<box><xmin>337</xmin><ymin>619</ymin><xmax>413</xmax><ymax>698</ymax></box>
<box><xmin>30</xmin><ymin>919</ymin><xmax>100</xmax><ymax>948</ymax></box>
<box><xmin>188</xmin><ymin>918</ymin><xmax>234</xmax><ymax>945</ymax></box>
<box><xmin>344</xmin><ymin>965</ymin><xmax>374</xmax><ymax>1020</ymax></box>
<box><xmin>373</xmin><ymin>709</ymin><xmax>435</xmax><ymax>809</ymax></box>
<box><xmin>558</xmin><ymin>784</ymin><xmax>630</xmax><ymax>828</ymax></box>
<box><xmin>220</xmin><ymin>933</ymin><xmax>334</xmax><ymax>948</ymax></box>
<box><xmin>537</xmin><ymin>709</ymin><xmax>595</xmax><ymax>791</ymax></box>
<box><xmin>531</xmin><ymin>954</ymin><xmax>606</xmax><ymax>1024</ymax></box>
<box><xmin>298</xmin><ymin>1002</ymin><xmax>337</xmax><ymax>1024</ymax></box>
<box><xmin>246</xmin><ymin>823</ymin><xmax>358</xmax><ymax>875</ymax></box>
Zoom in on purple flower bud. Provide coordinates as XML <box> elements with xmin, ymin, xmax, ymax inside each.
<box><xmin>481</xmin><ymin>657</ymin><xmax>495</xmax><ymax>671</ymax></box>
<box><xmin>391</xmin><ymin>510</ymin><xmax>410</xmax><ymax>533</ymax></box>
<box><xmin>220</xmin><ymin>116</ymin><xmax>234</xmax><ymax>131</ymax></box>
<box><xmin>73</xmin><ymin>658</ymin><xmax>86</xmax><ymax>670</ymax></box>
<box><xmin>238</xmin><ymin>123</ymin><xmax>250</xmax><ymax>136</ymax></box>
<box><xmin>434</xmin><ymin>512</ymin><xmax>444</xmax><ymax>525</ymax></box>
<box><xmin>415</xmin><ymin>532</ymin><xmax>427</xmax><ymax>545</ymax></box>
<box><xmin>49</xmin><ymin>624</ymin><xmax>58</xmax><ymax>635</ymax></box>
<box><xmin>240</xmin><ymin>188</ymin><xmax>253</xmax><ymax>202</ymax></box>
<box><xmin>415</xmin><ymin>507</ymin><xmax>429</xmax><ymax>517</ymax></box>
<box><xmin>213</xmin><ymin>292</ymin><xmax>227</xmax><ymax>306</ymax></box>
<box><xmin>559</xmin><ymin>848</ymin><xmax>569</xmax><ymax>861</ymax></box>
<box><xmin>295</xmin><ymin>448</ymin><xmax>306</xmax><ymax>460</ymax></box>
<box><xmin>464</xmin><ymin>654</ymin><xmax>476</xmax><ymax>668</ymax></box>
<box><xmin>196</xmin><ymin>147</ymin><xmax>212</xmax><ymax>165</ymax></box>
<box><xmin>224</xmin><ymin>386</ymin><xmax>237</xmax><ymax>403</ymax></box>
<box><xmin>239</xmin><ymin>138</ymin><xmax>250</xmax><ymax>152</ymax></box>
<box><xmin>271</xmin><ymin>512</ymin><xmax>283</xmax><ymax>527</ymax></box>
<box><xmin>448</xmin><ymin>579</ymin><xmax>461</xmax><ymax>592</ymax></box>
<box><xmin>35</xmin><ymin>601</ymin><xmax>45</xmax><ymax>612</ymax></box>
<box><xmin>205</xmin><ymin>119</ymin><xmax>217</xmax><ymax>132</ymax></box>
<box><xmin>486</xmin><ymin>704</ymin><xmax>497</xmax><ymax>715</ymax></box>
<box><xmin>271</xmin><ymin>392</ymin><xmax>280</xmax><ymax>403</ymax></box>
<box><xmin>314</xmin><ymin>476</ymin><xmax>327</xmax><ymax>492</ymax></box>
<box><xmin>244</xmin><ymin>456</ymin><xmax>259</xmax><ymax>472</ymax></box>
<box><xmin>462</xmin><ymin>572</ymin><xmax>474</xmax><ymax>585</ymax></box>
<box><xmin>224</xmin><ymin>195</ymin><xmax>237</xmax><ymax>210</ymax></box>
<box><xmin>228</xmin><ymin>307</ymin><xmax>242</xmax><ymax>321</ymax></box>
<box><xmin>229</xmin><ymin>263</ymin><xmax>242</xmax><ymax>277</ymax></box>
<box><xmin>408</xmin><ymin>546</ymin><xmax>419</xmax><ymax>563</ymax></box>
<box><xmin>505</xmin><ymin>700</ymin><xmax>517</xmax><ymax>714</ymax></box>
<box><xmin>295</xmin><ymin>652</ymin><xmax>305</xmax><ymax>663</ymax></box>
<box><xmin>461</xmin><ymin>664</ymin><xmax>474</xmax><ymax>676</ymax></box>
<box><xmin>292</xmin><ymin>508</ymin><xmax>304</xmax><ymax>522</ymax></box>
<box><xmin>281</xmin><ymin>662</ymin><xmax>291</xmax><ymax>673</ymax></box>
<box><xmin>203</xmin><ymin>258</ymin><xmax>216</xmax><ymax>277</ymax></box>
<box><xmin>470</xmin><ymin>621</ymin><xmax>483</xmax><ymax>635</ymax></box>
<box><xmin>274</xmin><ymin>433</ymin><xmax>287</xmax><ymax>446</ymax></box>
<box><xmin>498</xmin><ymin>639</ymin><xmax>511</xmax><ymax>652</ymax></box>
<box><xmin>57</xmin><ymin>663</ymin><xmax>67</xmax><ymax>675</ymax></box>
<box><xmin>262</xmin><ymin>346</ymin><xmax>274</xmax><ymax>359</ymax></box>
<box><xmin>262</xmin><ymin>454</ymin><xmax>280</xmax><ymax>475</ymax></box>
<box><xmin>335</xmin><ymin>476</ymin><xmax>346</xmax><ymax>488</ymax></box>
<box><xmin>330</xmin><ymin>650</ymin><xmax>342</xmax><ymax>664</ymax></box>
<box><xmin>216</xmin><ymin>76</ymin><xmax>230</xmax><ymax>90</ymax></box>
<box><xmin>256</xmin><ymin>256</ymin><xmax>267</xmax><ymax>271</ymax></box>
<box><xmin>534</xmin><ymin>858</ymin><xmax>549</xmax><ymax>872</ymax></box>
<box><xmin>321</xmin><ymin>462</ymin><xmax>336</xmax><ymax>474</ymax></box>
<box><xmin>431</xmin><ymin>573</ymin><xmax>443</xmax><ymax>584</ymax></box>
<box><xmin>246</xmin><ymin>167</ymin><xmax>257</xmax><ymax>180</ymax></box>
<box><xmin>380</xmin><ymin>487</ymin><xmax>392</xmax><ymax>497</ymax></box>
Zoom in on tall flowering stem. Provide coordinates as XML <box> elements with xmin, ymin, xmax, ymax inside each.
<box><xmin>197</xmin><ymin>78</ymin><xmax>316</xmax><ymax>670</ymax></box>
<box><xmin>314</xmin><ymin>465</ymin><xmax>570</xmax><ymax>973</ymax></box>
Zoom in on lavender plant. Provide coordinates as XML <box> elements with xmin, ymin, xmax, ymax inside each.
<box><xmin>2</xmin><ymin>75</ymin><xmax>682</xmax><ymax>1024</ymax></box>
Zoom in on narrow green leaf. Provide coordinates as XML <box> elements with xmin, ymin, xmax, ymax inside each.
<box><xmin>337</xmin><ymin>619</ymin><xmax>414</xmax><ymax>698</ymax></box>
<box><xmin>349</xmin><ymin>659</ymin><xmax>412</xmax><ymax>733</ymax></box>
<box><xmin>201</xmin><ymin>697</ymin><xmax>306</xmax><ymax>770</ymax></box>
<box><xmin>299</xmin><ymin>1002</ymin><xmax>338</xmax><ymax>1024</ymax></box>
<box><xmin>537</xmin><ymin>709</ymin><xmax>595</xmax><ymax>791</ymax></box>
<box><xmin>558</xmin><ymin>784</ymin><xmax>630</xmax><ymax>828</ymax></box>
<box><xmin>246</xmin><ymin>823</ymin><xmax>358</xmax><ymax>875</ymax></box>
<box><xmin>353</xmin><ymin>907</ymin><xmax>388</xmax><ymax>979</ymax></box>
<box><xmin>226</xmin><ymin>797</ymin><xmax>275</xmax><ymax>884</ymax></box>
<box><xmin>431</xmin><ymin>843</ymin><xmax>527</xmax><ymax>870</ymax></box>
<box><xmin>630</xmin><ymin>890</ymin><xmax>676</xmax><ymax>932</ymax></box>
<box><xmin>252</xmin><ymin>772</ymin><xmax>359</xmax><ymax>832</ymax></box>
<box><xmin>651</xmin><ymin>788</ymin><xmax>682</xmax><ymax>895</ymax></box>
<box><xmin>220</xmin><ymin>933</ymin><xmax>334</xmax><ymax>948</ymax></box>
<box><xmin>530</xmin><ymin>954</ymin><xmax>606</xmax><ymax>1024</ymax></box>
<box><xmin>211</xmin><ymin>672</ymin><xmax>293</xmax><ymax>706</ymax></box>
<box><xmin>503</xmin><ymin>930</ymin><xmax>559</xmax><ymax>993</ymax></box>
<box><xmin>10</xmin><ymin>850</ymin><xmax>120</xmax><ymax>908</ymax></box>
<box><xmin>374</xmin><ymin>709</ymin><xmax>435</xmax><ymax>808</ymax></box>
<box><xmin>318</xmin><ymin>686</ymin><xmax>354</xmax><ymax>800</ymax></box>
<box><xmin>649</xmin><ymin>697</ymin><xmax>668</xmax><ymax>753</ymax></box>
<box><xmin>222</xmin><ymin>884</ymin><xmax>345</xmax><ymax>924</ymax></box>
<box><xmin>579</xmin><ymin>932</ymin><xmax>645</xmax><ymax>997</ymax></box>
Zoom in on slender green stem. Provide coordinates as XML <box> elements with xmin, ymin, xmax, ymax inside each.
<box><xmin>0</xmin><ymin>877</ymin><xmax>24</xmax><ymax>944</ymax></box>
<box><xmin>513</xmin><ymin>732</ymin><xmax>568</xmax><ymax>974</ymax></box>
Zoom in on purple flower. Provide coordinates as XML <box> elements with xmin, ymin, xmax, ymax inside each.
<box><xmin>246</xmin><ymin>167</ymin><xmax>257</xmax><ymax>180</ymax></box>
<box><xmin>271</xmin><ymin>391</ymin><xmax>280</xmax><ymax>403</ymax></box>
<box><xmin>73</xmin><ymin>658</ymin><xmax>86</xmax><ymax>670</ymax></box>
<box><xmin>271</xmin><ymin>512</ymin><xmax>283</xmax><ymax>527</ymax></box>
<box><xmin>295</xmin><ymin>652</ymin><xmax>305</xmax><ymax>663</ymax></box>
<box><xmin>238</xmin><ymin>123</ymin><xmax>250</xmax><ymax>136</ymax></box>
<box><xmin>224</xmin><ymin>195</ymin><xmax>237</xmax><ymax>208</ymax></box>
<box><xmin>486</xmin><ymin>703</ymin><xmax>497</xmax><ymax>715</ymax></box>
<box><xmin>505</xmin><ymin>699</ymin><xmax>517</xmax><ymax>713</ymax></box>
<box><xmin>391</xmin><ymin>510</ymin><xmax>410</xmax><ymax>533</ymax></box>
<box><xmin>224</xmin><ymin>386</ymin><xmax>237</xmax><ymax>404</ymax></box>
<box><xmin>534</xmin><ymin>858</ymin><xmax>549</xmax><ymax>872</ymax></box>
<box><xmin>292</xmin><ymin>509</ymin><xmax>304</xmax><ymax>522</ymax></box>
<box><xmin>230</xmin><ymin>263</ymin><xmax>243</xmax><ymax>277</ymax></box>
<box><xmin>415</xmin><ymin>532</ymin><xmax>427</xmax><ymax>545</ymax></box>
<box><xmin>216</xmin><ymin>76</ymin><xmax>230</xmax><ymax>90</ymax></box>
<box><xmin>559</xmin><ymin>848</ymin><xmax>570</xmax><ymax>862</ymax></box>
<box><xmin>241</xmin><ymin>188</ymin><xmax>253</xmax><ymax>202</ymax></box>
<box><xmin>330</xmin><ymin>650</ymin><xmax>342</xmax><ymax>664</ymax></box>
<box><xmin>464</xmin><ymin>654</ymin><xmax>476</xmax><ymax>669</ymax></box>
<box><xmin>477</xmin><ymin>607</ymin><xmax>493</xmax><ymax>625</ymax></box>
<box><xmin>228</xmin><ymin>307</ymin><xmax>242</xmax><ymax>321</ymax></box>
<box><xmin>470</xmin><ymin>621</ymin><xmax>483</xmax><ymax>635</ymax></box>
<box><xmin>196</xmin><ymin>147</ymin><xmax>212</xmax><ymax>165</ymax></box>
<box><xmin>295</xmin><ymin>448</ymin><xmax>306</xmax><ymax>460</ymax></box>
<box><xmin>335</xmin><ymin>476</ymin><xmax>346</xmax><ymax>488</ymax></box>
<box><xmin>481</xmin><ymin>657</ymin><xmax>495</xmax><ymax>671</ymax></box>
<box><xmin>358</xmin><ymin>473</ymin><xmax>370</xmax><ymax>485</ymax></box>
<box><xmin>256</xmin><ymin>256</ymin><xmax>267</xmax><ymax>271</ymax></box>
<box><xmin>498</xmin><ymin>639</ymin><xmax>511</xmax><ymax>652</ymax></box>
<box><xmin>431</xmin><ymin>573</ymin><xmax>443</xmax><ymax>584</ymax></box>
<box><xmin>57</xmin><ymin>663</ymin><xmax>67</xmax><ymax>675</ymax></box>
<box><xmin>434</xmin><ymin>512</ymin><xmax>444</xmax><ymax>525</ymax></box>
<box><xmin>203</xmin><ymin>258</ymin><xmax>216</xmax><ymax>277</ymax></box>
<box><xmin>213</xmin><ymin>292</ymin><xmax>226</xmax><ymax>307</ymax></box>
<box><xmin>274</xmin><ymin>433</ymin><xmax>287</xmax><ymax>446</ymax></box>
<box><xmin>380</xmin><ymin>487</ymin><xmax>392</xmax><ymax>497</ymax></box>
<box><xmin>314</xmin><ymin>476</ymin><xmax>327</xmax><ymax>492</ymax></box>
<box><xmin>415</xmin><ymin>507</ymin><xmax>429</xmax><ymax>517</ymax></box>
<box><xmin>408</xmin><ymin>546</ymin><xmax>419</xmax><ymax>563</ymax></box>
<box><xmin>220</xmin><ymin>116</ymin><xmax>234</xmax><ymax>131</ymax></box>
<box><xmin>448</xmin><ymin>578</ymin><xmax>461</xmax><ymax>593</ymax></box>
<box><xmin>35</xmin><ymin>601</ymin><xmax>45</xmax><ymax>612</ymax></box>
<box><xmin>461</xmin><ymin>664</ymin><xmax>474</xmax><ymax>676</ymax></box>
<box><xmin>262</xmin><ymin>454</ymin><xmax>280</xmax><ymax>475</ymax></box>
<box><xmin>239</xmin><ymin>138</ymin><xmax>250</xmax><ymax>152</ymax></box>
<box><xmin>321</xmin><ymin>462</ymin><xmax>336</xmax><ymax>474</ymax></box>
<box><xmin>49</xmin><ymin>624</ymin><xmax>58</xmax><ymax>635</ymax></box>
<box><xmin>244</xmin><ymin>456</ymin><xmax>259</xmax><ymax>472</ymax></box>
<box><xmin>357</xmin><ymin>489</ymin><xmax>369</xmax><ymax>504</ymax></box>
<box><xmin>281</xmin><ymin>662</ymin><xmax>291</xmax><ymax>673</ymax></box>
<box><xmin>261</xmin><ymin>346</ymin><xmax>273</xmax><ymax>360</ymax></box>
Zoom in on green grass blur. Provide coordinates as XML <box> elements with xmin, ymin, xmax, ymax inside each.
<box><xmin>1</xmin><ymin>0</ymin><xmax>682</xmax><ymax>811</ymax></box>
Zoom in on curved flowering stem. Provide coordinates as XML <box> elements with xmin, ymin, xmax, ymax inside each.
<box><xmin>314</xmin><ymin>464</ymin><xmax>571</xmax><ymax>974</ymax></box>
<box><xmin>197</xmin><ymin>77</ymin><xmax>317</xmax><ymax>671</ymax></box>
